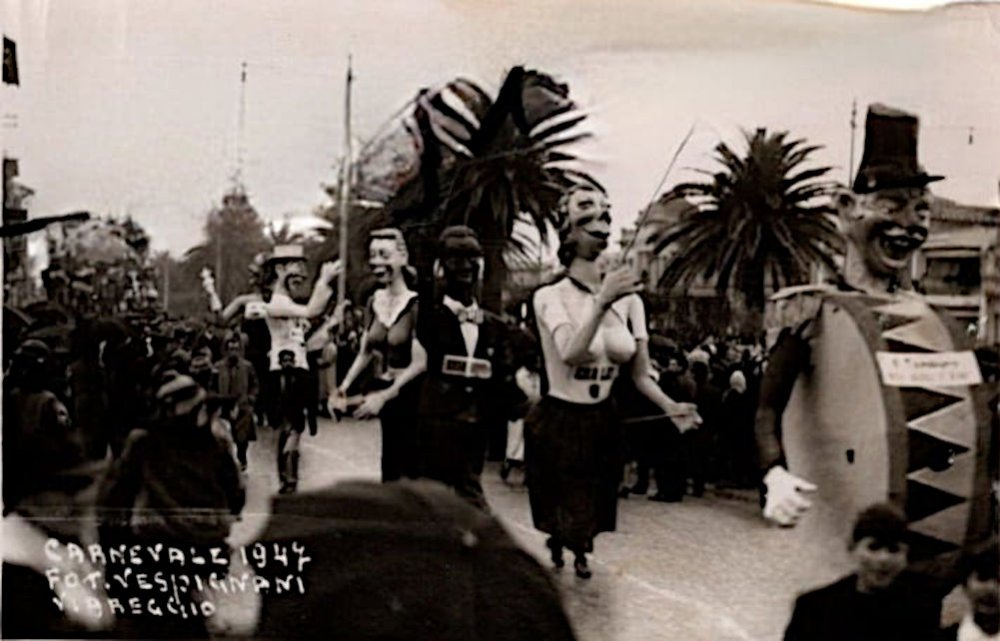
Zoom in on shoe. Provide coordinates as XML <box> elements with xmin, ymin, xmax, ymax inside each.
<box><xmin>546</xmin><ymin>538</ymin><xmax>565</xmax><ymax>569</ymax></box>
<box><xmin>691</xmin><ymin>483</ymin><xmax>705</xmax><ymax>498</ymax></box>
<box><xmin>618</xmin><ymin>487</ymin><xmax>631</xmax><ymax>499</ymax></box>
<box><xmin>574</xmin><ymin>555</ymin><xmax>592</xmax><ymax>579</ymax></box>
<box><xmin>629</xmin><ymin>484</ymin><xmax>649</xmax><ymax>496</ymax></box>
<box><xmin>649</xmin><ymin>493</ymin><xmax>683</xmax><ymax>503</ymax></box>
<box><xmin>500</xmin><ymin>461</ymin><xmax>512</xmax><ymax>481</ymax></box>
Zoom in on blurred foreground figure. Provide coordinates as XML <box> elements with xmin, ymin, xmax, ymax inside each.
<box><xmin>252</xmin><ymin>480</ymin><xmax>578</xmax><ymax>641</ymax></box>
<box><xmin>98</xmin><ymin>373</ymin><xmax>245</xmax><ymax>638</ymax></box>
<box><xmin>783</xmin><ymin>503</ymin><xmax>941</xmax><ymax>641</ymax></box>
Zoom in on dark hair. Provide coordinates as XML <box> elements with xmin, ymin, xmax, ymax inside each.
<box><xmin>278</xmin><ymin>349</ymin><xmax>296</xmax><ymax>360</ymax></box>
<box><xmin>851</xmin><ymin>503</ymin><xmax>908</xmax><ymax>547</ymax></box>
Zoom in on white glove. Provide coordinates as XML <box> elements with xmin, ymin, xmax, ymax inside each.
<box><xmin>762</xmin><ymin>466</ymin><xmax>817</xmax><ymax>527</ymax></box>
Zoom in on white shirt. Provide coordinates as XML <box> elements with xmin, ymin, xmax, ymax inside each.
<box><xmin>264</xmin><ymin>292</ymin><xmax>310</xmax><ymax>370</ymax></box>
<box><xmin>442</xmin><ymin>295</ymin><xmax>480</xmax><ymax>356</ymax></box>
<box><xmin>533</xmin><ymin>278</ymin><xmax>647</xmax><ymax>404</ymax></box>
<box><xmin>958</xmin><ymin>614</ymin><xmax>999</xmax><ymax>641</ymax></box>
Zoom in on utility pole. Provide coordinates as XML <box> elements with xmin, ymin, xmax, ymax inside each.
<box><xmin>337</xmin><ymin>56</ymin><xmax>352</xmax><ymax>306</ymax></box>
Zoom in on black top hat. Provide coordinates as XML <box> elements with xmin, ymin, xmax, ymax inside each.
<box><xmin>853</xmin><ymin>104</ymin><xmax>944</xmax><ymax>194</ymax></box>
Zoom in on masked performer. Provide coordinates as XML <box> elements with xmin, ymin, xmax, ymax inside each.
<box><xmin>223</xmin><ymin>245</ymin><xmax>340</xmax><ymax>490</ymax></box>
<box><xmin>415</xmin><ymin>226</ymin><xmax>517</xmax><ymax>510</ymax></box>
<box><xmin>337</xmin><ymin>228</ymin><xmax>427</xmax><ymax>482</ymax></box>
<box><xmin>755</xmin><ymin>105</ymin><xmax>996</xmax><ymax>594</ymax></box>
<box><xmin>527</xmin><ymin>183</ymin><xmax>700</xmax><ymax>579</ymax></box>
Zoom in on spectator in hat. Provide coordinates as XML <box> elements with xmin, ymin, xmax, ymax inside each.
<box><xmin>97</xmin><ymin>371</ymin><xmax>244</xmax><ymax>638</ymax></box>
<box><xmin>783</xmin><ymin>502</ymin><xmax>941</xmax><ymax>641</ymax></box>
<box><xmin>212</xmin><ymin>333</ymin><xmax>259</xmax><ymax>471</ymax></box>
<box><xmin>190</xmin><ymin>344</ymin><xmax>217</xmax><ymax>389</ymax></box>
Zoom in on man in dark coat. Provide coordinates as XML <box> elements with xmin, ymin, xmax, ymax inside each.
<box><xmin>213</xmin><ymin>332</ymin><xmax>259</xmax><ymax>470</ymax></box>
<box><xmin>271</xmin><ymin>349</ymin><xmax>310</xmax><ymax>493</ymax></box>
<box><xmin>415</xmin><ymin>226</ymin><xmax>520</xmax><ymax>510</ymax></box>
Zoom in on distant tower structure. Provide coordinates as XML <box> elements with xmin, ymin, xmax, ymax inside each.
<box><xmin>231</xmin><ymin>61</ymin><xmax>248</xmax><ymax>195</ymax></box>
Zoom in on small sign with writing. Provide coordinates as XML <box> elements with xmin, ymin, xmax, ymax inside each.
<box><xmin>875</xmin><ymin>351</ymin><xmax>983</xmax><ymax>387</ymax></box>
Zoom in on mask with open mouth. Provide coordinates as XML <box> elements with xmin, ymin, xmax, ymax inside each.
<box><xmin>369</xmin><ymin>228</ymin><xmax>409</xmax><ymax>285</ymax></box>
<box><xmin>563</xmin><ymin>186</ymin><xmax>612</xmax><ymax>260</ymax></box>
<box><xmin>838</xmin><ymin>187</ymin><xmax>931</xmax><ymax>282</ymax></box>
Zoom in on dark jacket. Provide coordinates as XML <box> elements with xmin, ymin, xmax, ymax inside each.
<box><xmin>784</xmin><ymin>574</ymin><xmax>941</xmax><ymax>641</ymax></box>
<box><xmin>213</xmin><ymin>356</ymin><xmax>259</xmax><ymax>409</ymax></box>
<box><xmin>270</xmin><ymin>366</ymin><xmax>310</xmax><ymax>433</ymax></box>
<box><xmin>416</xmin><ymin>302</ymin><xmax>518</xmax><ymax>424</ymax></box>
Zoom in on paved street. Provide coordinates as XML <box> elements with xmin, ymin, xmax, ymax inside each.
<box><xmin>220</xmin><ymin>417</ymin><xmax>867</xmax><ymax>641</ymax></box>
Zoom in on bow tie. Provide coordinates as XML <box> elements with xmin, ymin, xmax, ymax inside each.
<box><xmin>454</xmin><ymin>307</ymin><xmax>483</xmax><ymax>324</ymax></box>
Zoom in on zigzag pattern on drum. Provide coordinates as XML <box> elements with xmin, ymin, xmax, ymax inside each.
<box><xmin>872</xmin><ymin>298</ymin><xmax>977</xmax><ymax>561</ymax></box>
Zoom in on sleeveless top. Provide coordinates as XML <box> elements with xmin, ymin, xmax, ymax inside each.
<box><xmin>366</xmin><ymin>288</ymin><xmax>419</xmax><ymax>378</ymax></box>
<box><xmin>533</xmin><ymin>277</ymin><xmax>647</xmax><ymax>405</ymax></box>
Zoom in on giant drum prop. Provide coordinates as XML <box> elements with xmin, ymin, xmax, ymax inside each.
<box><xmin>780</xmin><ymin>292</ymin><xmax>995</xmax><ymax>588</ymax></box>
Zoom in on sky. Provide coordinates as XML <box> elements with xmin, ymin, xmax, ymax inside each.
<box><xmin>2</xmin><ymin>0</ymin><xmax>999</xmax><ymax>256</ymax></box>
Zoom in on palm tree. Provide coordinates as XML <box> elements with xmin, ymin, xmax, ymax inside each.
<box><xmin>384</xmin><ymin>68</ymin><xmax>594</xmax><ymax>313</ymax></box>
<box><xmin>651</xmin><ymin>128</ymin><xmax>843</xmax><ymax>331</ymax></box>
<box><xmin>441</xmin><ymin>67</ymin><xmax>593</xmax><ymax>312</ymax></box>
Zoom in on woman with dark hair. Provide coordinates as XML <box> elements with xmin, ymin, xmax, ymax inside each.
<box><xmin>337</xmin><ymin>228</ymin><xmax>428</xmax><ymax>482</ymax></box>
<box><xmin>526</xmin><ymin>183</ymin><xmax>700</xmax><ymax>578</ymax></box>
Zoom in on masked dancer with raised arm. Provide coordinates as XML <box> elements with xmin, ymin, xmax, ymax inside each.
<box><xmin>527</xmin><ymin>182</ymin><xmax>701</xmax><ymax>579</ymax></box>
<box><xmin>221</xmin><ymin>244</ymin><xmax>341</xmax><ymax>492</ymax></box>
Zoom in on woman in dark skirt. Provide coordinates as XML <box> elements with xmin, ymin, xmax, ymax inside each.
<box><xmin>527</xmin><ymin>183</ymin><xmax>700</xmax><ymax>579</ymax></box>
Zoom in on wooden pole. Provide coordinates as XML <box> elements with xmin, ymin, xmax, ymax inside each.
<box><xmin>337</xmin><ymin>56</ymin><xmax>352</xmax><ymax>306</ymax></box>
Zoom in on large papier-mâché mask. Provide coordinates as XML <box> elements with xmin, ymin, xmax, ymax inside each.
<box><xmin>369</xmin><ymin>237</ymin><xmax>408</xmax><ymax>285</ymax></box>
<box><xmin>441</xmin><ymin>236</ymin><xmax>484</xmax><ymax>288</ymax></box>
<box><xmin>564</xmin><ymin>188</ymin><xmax>612</xmax><ymax>260</ymax></box>
<box><xmin>275</xmin><ymin>260</ymin><xmax>308</xmax><ymax>297</ymax></box>
<box><xmin>837</xmin><ymin>186</ymin><xmax>931</xmax><ymax>280</ymax></box>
